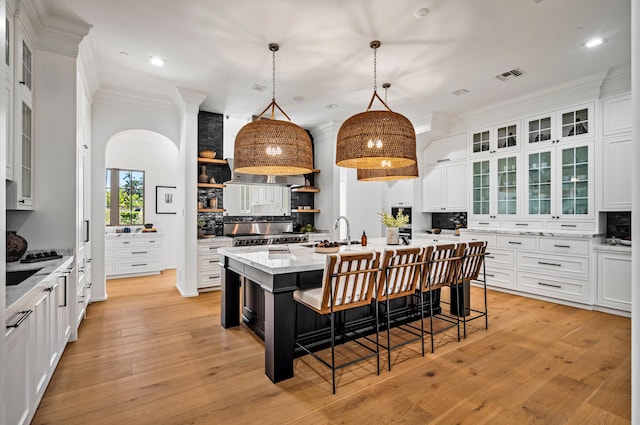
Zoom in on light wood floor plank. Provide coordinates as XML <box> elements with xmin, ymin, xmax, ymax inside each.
<box><xmin>31</xmin><ymin>270</ymin><xmax>631</xmax><ymax>424</ymax></box>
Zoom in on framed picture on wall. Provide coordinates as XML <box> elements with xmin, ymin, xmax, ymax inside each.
<box><xmin>156</xmin><ymin>186</ymin><xmax>177</xmax><ymax>214</ymax></box>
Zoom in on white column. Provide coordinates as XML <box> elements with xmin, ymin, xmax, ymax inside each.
<box><xmin>174</xmin><ymin>88</ymin><xmax>206</xmax><ymax>297</ymax></box>
<box><xmin>0</xmin><ymin>0</ymin><xmax>7</xmax><ymax>417</ymax></box>
<box><xmin>632</xmin><ymin>1</ymin><xmax>639</xmax><ymax>424</ymax></box>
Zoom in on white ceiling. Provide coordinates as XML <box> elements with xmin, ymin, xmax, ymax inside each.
<box><xmin>44</xmin><ymin>0</ymin><xmax>631</xmax><ymax>129</ymax></box>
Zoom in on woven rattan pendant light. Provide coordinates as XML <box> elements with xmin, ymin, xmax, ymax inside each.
<box><xmin>358</xmin><ymin>83</ymin><xmax>419</xmax><ymax>181</ymax></box>
<box><xmin>336</xmin><ymin>41</ymin><xmax>416</xmax><ymax>170</ymax></box>
<box><xmin>234</xmin><ymin>43</ymin><xmax>313</xmax><ymax>175</ymax></box>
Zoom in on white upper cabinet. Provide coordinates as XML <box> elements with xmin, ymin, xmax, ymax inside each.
<box><xmin>469</xmin><ymin>152</ymin><xmax>522</xmax><ymax>221</ymax></box>
<box><xmin>5</xmin><ymin>8</ymin><xmax>14</xmax><ymax>180</ymax></box>
<box><xmin>422</xmin><ymin>161</ymin><xmax>466</xmax><ymax>212</ymax></box>
<box><xmin>469</xmin><ymin>120</ymin><xmax>520</xmax><ymax>157</ymax></box>
<box><xmin>600</xmin><ymin>134</ymin><xmax>632</xmax><ymax>211</ymax></box>
<box><xmin>523</xmin><ymin>102</ymin><xmax>595</xmax><ymax>149</ymax></box>
<box><xmin>390</xmin><ymin>179</ymin><xmax>413</xmax><ymax>206</ymax></box>
<box><xmin>602</xmin><ymin>93</ymin><xmax>631</xmax><ymax>136</ymax></box>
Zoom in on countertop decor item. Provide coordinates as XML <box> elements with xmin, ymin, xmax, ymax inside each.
<box><xmin>336</xmin><ymin>41</ymin><xmax>417</xmax><ymax>170</ymax></box>
<box><xmin>6</xmin><ymin>231</ymin><xmax>28</xmax><ymax>262</ymax></box>
<box><xmin>431</xmin><ymin>228</ymin><xmax>441</xmax><ymax>234</ymax></box>
<box><xmin>233</xmin><ymin>43</ymin><xmax>313</xmax><ymax>176</ymax></box>
<box><xmin>198</xmin><ymin>165</ymin><xmax>209</xmax><ymax>183</ymax></box>
<box><xmin>199</xmin><ymin>150</ymin><xmax>216</xmax><ymax>159</ymax></box>
<box><xmin>144</xmin><ymin>223</ymin><xmax>154</xmax><ymax>229</ymax></box>
<box><xmin>379</xmin><ymin>210</ymin><xmax>408</xmax><ymax>245</ymax></box>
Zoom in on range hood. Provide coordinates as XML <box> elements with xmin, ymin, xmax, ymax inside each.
<box><xmin>224</xmin><ymin>158</ymin><xmax>305</xmax><ymax>186</ymax></box>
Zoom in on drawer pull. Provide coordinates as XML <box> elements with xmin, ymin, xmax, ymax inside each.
<box><xmin>123</xmin><ymin>241</ymin><xmax>130</xmax><ymax>244</ymax></box>
<box><xmin>538</xmin><ymin>261</ymin><xmax>561</xmax><ymax>267</ymax></box>
<box><xmin>149</xmin><ymin>240</ymin><xmax>156</xmax><ymax>243</ymax></box>
<box><xmin>436</xmin><ymin>158</ymin><xmax>451</xmax><ymax>163</ymax></box>
<box><xmin>515</xmin><ymin>223</ymin><xmax>528</xmax><ymax>226</ymax></box>
<box><xmin>6</xmin><ymin>310</ymin><xmax>33</xmax><ymax>329</ymax></box>
<box><xmin>132</xmin><ymin>251</ymin><xmax>148</xmax><ymax>254</ymax></box>
<box><xmin>485</xmin><ymin>273</ymin><xmax>495</xmax><ymax>277</ymax></box>
<box><xmin>560</xmin><ymin>224</ymin><xmax>577</xmax><ymax>228</ymax></box>
<box><xmin>554</xmin><ymin>245</ymin><xmax>571</xmax><ymax>248</ymax></box>
<box><xmin>478</xmin><ymin>222</ymin><xmax>490</xmax><ymax>225</ymax></box>
<box><xmin>537</xmin><ymin>282</ymin><xmax>562</xmax><ymax>289</ymax></box>
<box><xmin>508</xmin><ymin>241</ymin><xmax>522</xmax><ymax>245</ymax></box>
<box><xmin>486</xmin><ymin>255</ymin><xmax>495</xmax><ymax>259</ymax></box>
<box><xmin>209</xmin><ymin>260</ymin><xmax>217</xmax><ymax>263</ymax></box>
<box><xmin>132</xmin><ymin>263</ymin><xmax>148</xmax><ymax>267</ymax></box>
<box><xmin>209</xmin><ymin>275</ymin><xmax>221</xmax><ymax>279</ymax></box>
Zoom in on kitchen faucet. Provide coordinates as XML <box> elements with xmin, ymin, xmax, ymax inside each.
<box><xmin>333</xmin><ymin>216</ymin><xmax>351</xmax><ymax>249</ymax></box>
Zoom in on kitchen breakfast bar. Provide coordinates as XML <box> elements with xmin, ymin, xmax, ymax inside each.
<box><xmin>218</xmin><ymin>239</ymin><xmax>454</xmax><ymax>383</ymax></box>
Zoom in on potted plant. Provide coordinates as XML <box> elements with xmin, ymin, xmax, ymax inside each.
<box><xmin>197</xmin><ymin>218</ymin><xmax>206</xmax><ymax>239</ymax></box>
<box><xmin>378</xmin><ymin>209</ymin><xmax>409</xmax><ymax>245</ymax></box>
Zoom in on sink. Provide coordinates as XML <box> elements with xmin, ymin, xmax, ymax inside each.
<box><xmin>6</xmin><ymin>268</ymin><xmax>42</xmax><ymax>286</ymax></box>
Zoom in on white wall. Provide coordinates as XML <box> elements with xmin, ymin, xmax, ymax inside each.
<box><xmin>91</xmin><ymin>89</ymin><xmax>179</xmax><ymax>301</ymax></box>
<box><xmin>105</xmin><ymin>129</ymin><xmax>179</xmax><ymax>269</ymax></box>
<box><xmin>630</xmin><ymin>1</ymin><xmax>638</xmax><ymax>423</ymax></box>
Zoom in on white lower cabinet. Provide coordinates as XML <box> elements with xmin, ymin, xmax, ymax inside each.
<box><xmin>596</xmin><ymin>250</ymin><xmax>631</xmax><ymax>312</ymax></box>
<box><xmin>6</xmin><ymin>310</ymin><xmax>33</xmax><ymax>425</ymax></box>
<box><xmin>197</xmin><ymin>238</ymin><xmax>232</xmax><ymax>291</ymax></box>
<box><xmin>106</xmin><ymin>233</ymin><xmax>163</xmax><ymax>278</ymax></box>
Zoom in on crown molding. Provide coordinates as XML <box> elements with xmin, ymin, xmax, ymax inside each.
<box><xmin>29</xmin><ymin>0</ymin><xmax>92</xmax><ymax>57</ymax></box>
<box><xmin>174</xmin><ymin>87</ymin><xmax>207</xmax><ymax>115</ymax></box>
<box><xmin>77</xmin><ymin>31</ymin><xmax>101</xmax><ymax>99</ymax></box>
<box><xmin>94</xmin><ymin>84</ymin><xmax>178</xmax><ymax>117</ymax></box>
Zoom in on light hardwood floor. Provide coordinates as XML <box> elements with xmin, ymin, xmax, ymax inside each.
<box><xmin>32</xmin><ymin>270</ymin><xmax>631</xmax><ymax>425</ymax></box>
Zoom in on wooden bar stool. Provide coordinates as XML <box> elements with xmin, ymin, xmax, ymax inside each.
<box><xmin>419</xmin><ymin>243</ymin><xmax>466</xmax><ymax>353</ymax></box>
<box><xmin>456</xmin><ymin>241</ymin><xmax>489</xmax><ymax>338</ymax></box>
<box><xmin>373</xmin><ymin>246</ymin><xmax>430</xmax><ymax>371</ymax></box>
<box><xmin>293</xmin><ymin>251</ymin><xmax>381</xmax><ymax>394</ymax></box>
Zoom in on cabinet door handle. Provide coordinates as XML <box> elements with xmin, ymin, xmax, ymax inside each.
<box><xmin>554</xmin><ymin>244</ymin><xmax>571</xmax><ymax>248</ymax></box>
<box><xmin>6</xmin><ymin>310</ymin><xmax>33</xmax><ymax>329</ymax></box>
<box><xmin>436</xmin><ymin>158</ymin><xmax>451</xmax><ymax>163</ymax></box>
<box><xmin>538</xmin><ymin>261</ymin><xmax>561</xmax><ymax>267</ymax></box>
<box><xmin>537</xmin><ymin>282</ymin><xmax>561</xmax><ymax>289</ymax></box>
<box><xmin>561</xmin><ymin>224</ymin><xmax>577</xmax><ymax>228</ymax></box>
<box><xmin>60</xmin><ymin>275</ymin><xmax>68</xmax><ymax>307</ymax></box>
<box><xmin>515</xmin><ymin>223</ymin><xmax>528</xmax><ymax>226</ymax></box>
<box><xmin>132</xmin><ymin>251</ymin><xmax>148</xmax><ymax>254</ymax></box>
<box><xmin>44</xmin><ymin>287</ymin><xmax>54</xmax><ymax>292</ymax></box>
<box><xmin>508</xmin><ymin>241</ymin><xmax>522</xmax><ymax>245</ymax></box>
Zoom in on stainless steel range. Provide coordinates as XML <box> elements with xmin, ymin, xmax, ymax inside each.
<box><xmin>224</xmin><ymin>221</ymin><xmax>309</xmax><ymax>247</ymax></box>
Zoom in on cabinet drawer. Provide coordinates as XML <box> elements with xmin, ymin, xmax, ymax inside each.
<box><xmin>479</xmin><ymin>267</ymin><xmax>515</xmax><ymax>289</ymax></box>
<box><xmin>114</xmin><ymin>248</ymin><xmax>161</xmax><ymax>259</ymax></box>
<box><xmin>517</xmin><ymin>272</ymin><xmax>587</xmax><ymax>302</ymax></box>
<box><xmin>115</xmin><ymin>259</ymin><xmax>162</xmax><ymax>274</ymax></box>
<box><xmin>114</xmin><ymin>238</ymin><xmax>162</xmax><ymax>248</ymax></box>
<box><xmin>497</xmin><ymin>235</ymin><xmax>536</xmax><ymax>251</ymax></box>
<box><xmin>544</xmin><ymin>221</ymin><xmax>595</xmax><ymax>232</ymax></box>
<box><xmin>198</xmin><ymin>271</ymin><xmax>222</xmax><ymax>289</ymax></box>
<box><xmin>484</xmin><ymin>248</ymin><xmax>514</xmax><ymax>268</ymax></box>
<box><xmin>460</xmin><ymin>233</ymin><xmax>497</xmax><ymax>248</ymax></box>
<box><xmin>468</xmin><ymin>219</ymin><xmax>502</xmax><ymax>228</ymax></box>
<box><xmin>198</xmin><ymin>255</ymin><xmax>221</xmax><ymax>269</ymax></box>
<box><xmin>198</xmin><ymin>244</ymin><xmax>224</xmax><ymax>256</ymax></box>
<box><xmin>501</xmin><ymin>220</ymin><xmax>544</xmax><ymax>230</ymax></box>
<box><xmin>538</xmin><ymin>238</ymin><xmax>589</xmax><ymax>256</ymax></box>
<box><xmin>517</xmin><ymin>252</ymin><xmax>589</xmax><ymax>279</ymax></box>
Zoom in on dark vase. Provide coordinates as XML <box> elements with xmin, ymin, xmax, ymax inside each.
<box><xmin>7</xmin><ymin>231</ymin><xmax>28</xmax><ymax>262</ymax></box>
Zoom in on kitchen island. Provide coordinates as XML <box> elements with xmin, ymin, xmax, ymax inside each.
<box><xmin>218</xmin><ymin>238</ymin><xmax>451</xmax><ymax>383</ymax></box>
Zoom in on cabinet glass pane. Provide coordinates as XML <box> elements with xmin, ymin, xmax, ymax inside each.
<box><xmin>5</xmin><ymin>19</ymin><xmax>9</xmax><ymax>67</ymax></box>
<box><xmin>560</xmin><ymin>146</ymin><xmax>588</xmax><ymax>215</ymax></box>
<box><xmin>527</xmin><ymin>151</ymin><xmax>552</xmax><ymax>215</ymax></box>
<box><xmin>527</xmin><ymin>117</ymin><xmax>552</xmax><ymax>144</ymax></box>
<box><xmin>497</xmin><ymin>124</ymin><xmax>517</xmax><ymax>149</ymax></box>
<box><xmin>472</xmin><ymin>160</ymin><xmax>490</xmax><ymax>214</ymax></box>
<box><xmin>21</xmin><ymin>103</ymin><xmax>32</xmax><ymax>198</ymax></box>
<box><xmin>497</xmin><ymin>156</ymin><xmax>517</xmax><ymax>215</ymax></box>
<box><xmin>561</xmin><ymin>108</ymin><xmax>588</xmax><ymax>137</ymax></box>
<box><xmin>472</xmin><ymin>130</ymin><xmax>490</xmax><ymax>153</ymax></box>
<box><xmin>22</xmin><ymin>41</ymin><xmax>32</xmax><ymax>90</ymax></box>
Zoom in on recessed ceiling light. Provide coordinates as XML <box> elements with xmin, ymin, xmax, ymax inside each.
<box><xmin>250</xmin><ymin>84</ymin><xmax>267</xmax><ymax>92</ymax></box>
<box><xmin>292</xmin><ymin>96</ymin><xmax>304</xmax><ymax>102</ymax></box>
<box><xmin>414</xmin><ymin>8</ymin><xmax>429</xmax><ymax>19</ymax></box>
<box><xmin>585</xmin><ymin>38</ymin><xmax>604</xmax><ymax>48</ymax></box>
<box><xmin>148</xmin><ymin>56</ymin><xmax>165</xmax><ymax>67</ymax></box>
<box><xmin>325</xmin><ymin>104</ymin><xmax>339</xmax><ymax>109</ymax></box>
<box><xmin>452</xmin><ymin>88</ymin><xmax>469</xmax><ymax>96</ymax></box>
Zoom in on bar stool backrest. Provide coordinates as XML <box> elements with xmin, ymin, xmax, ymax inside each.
<box><xmin>421</xmin><ymin>243</ymin><xmax>466</xmax><ymax>290</ymax></box>
<box><xmin>320</xmin><ymin>251</ymin><xmax>381</xmax><ymax>314</ymax></box>
<box><xmin>376</xmin><ymin>247</ymin><xmax>426</xmax><ymax>300</ymax></box>
<box><xmin>459</xmin><ymin>241</ymin><xmax>487</xmax><ymax>282</ymax></box>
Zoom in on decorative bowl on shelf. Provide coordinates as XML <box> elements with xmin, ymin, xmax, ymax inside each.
<box><xmin>199</xmin><ymin>150</ymin><xmax>216</xmax><ymax>159</ymax></box>
<box><xmin>314</xmin><ymin>246</ymin><xmax>340</xmax><ymax>254</ymax></box>
<box><xmin>431</xmin><ymin>228</ymin><xmax>441</xmax><ymax>234</ymax></box>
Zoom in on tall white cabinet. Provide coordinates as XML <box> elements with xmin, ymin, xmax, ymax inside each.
<box><xmin>422</xmin><ymin>133</ymin><xmax>467</xmax><ymax>212</ymax></box>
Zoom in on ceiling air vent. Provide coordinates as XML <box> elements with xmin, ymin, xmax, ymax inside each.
<box><xmin>495</xmin><ymin>68</ymin><xmax>525</xmax><ymax>82</ymax></box>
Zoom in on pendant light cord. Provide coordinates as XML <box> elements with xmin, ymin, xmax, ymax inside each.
<box><xmin>373</xmin><ymin>44</ymin><xmax>377</xmax><ymax>93</ymax></box>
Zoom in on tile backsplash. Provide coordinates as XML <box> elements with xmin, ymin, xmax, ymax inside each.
<box><xmin>431</xmin><ymin>212</ymin><xmax>467</xmax><ymax>230</ymax></box>
<box><xmin>606</xmin><ymin>211</ymin><xmax>631</xmax><ymax>240</ymax></box>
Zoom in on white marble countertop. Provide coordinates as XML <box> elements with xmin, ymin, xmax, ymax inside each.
<box><xmin>6</xmin><ymin>255</ymin><xmax>74</xmax><ymax>311</ymax></box>
<box><xmin>105</xmin><ymin>232</ymin><xmax>164</xmax><ymax>238</ymax></box>
<box><xmin>218</xmin><ymin>237</ymin><xmax>455</xmax><ymax>275</ymax></box>
<box><xmin>462</xmin><ymin>228</ymin><xmax>602</xmax><ymax>239</ymax></box>
<box><xmin>593</xmin><ymin>243</ymin><xmax>632</xmax><ymax>253</ymax></box>
<box><xmin>197</xmin><ymin>236</ymin><xmax>233</xmax><ymax>243</ymax></box>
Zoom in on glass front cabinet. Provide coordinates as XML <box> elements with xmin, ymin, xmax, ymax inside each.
<box><xmin>523</xmin><ymin>102</ymin><xmax>594</xmax><ymax>148</ymax></box>
<box><xmin>524</xmin><ymin>141</ymin><xmax>594</xmax><ymax>228</ymax></box>
<box><xmin>469</xmin><ymin>120</ymin><xmax>520</xmax><ymax>157</ymax></box>
<box><xmin>469</xmin><ymin>153</ymin><xmax>521</xmax><ymax>225</ymax></box>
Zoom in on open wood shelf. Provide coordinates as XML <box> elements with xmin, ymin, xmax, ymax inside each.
<box><xmin>291</xmin><ymin>209</ymin><xmax>320</xmax><ymax>213</ymax></box>
<box><xmin>310</xmin><ymin>169</ymin><xmax>320</xmax><ymax>173</ymax></box>
<box><xmin>197</xmin><ymin>158</ymin><xmax>227</xmax><ymax>165</ymax></box>
<box><xmin>197</xmin><ymin>183</ymin><xmax>225</xmax><ymax>189</ymax></box>
<box><xmin>197</xmin><ymin>208</ymin><xmax>226</xmax><ymax>213</ymax></box>
<box><xmin>291</xmin><ymin>186</ymin><xmax>320</xmax><ymax>193</ymax></box>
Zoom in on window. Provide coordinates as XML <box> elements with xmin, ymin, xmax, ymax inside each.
<box><xmin>105</xmin><ymin>169</ymin><xmax>145</xmax><ymax>225</ymax></box>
